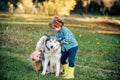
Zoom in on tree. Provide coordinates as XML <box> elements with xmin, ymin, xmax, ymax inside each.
<box><xmin>43</xmin><ymin>0</ymin><xmax>76</xmax><ymax>16</ymax></box>
<box><xmin>81</xmin><ymin>0</ymin><xmax>118</xmax><ymax>15</ymax></box>
<box><xmin>15</xmin><ymin>0</ymin><xmax>38</xmax><ymax>14</ymax></box>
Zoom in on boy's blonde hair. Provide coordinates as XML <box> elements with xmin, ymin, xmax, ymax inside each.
<box><xmin>49</xmin><ymin>16</ymin><xmax>64</xmax><ymax>28</ymax></box>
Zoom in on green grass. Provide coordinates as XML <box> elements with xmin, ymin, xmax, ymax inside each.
<box><xmin>0</xmin><ymin>14</ymin><xmax>120</xmax><ymax>80</ymax></box>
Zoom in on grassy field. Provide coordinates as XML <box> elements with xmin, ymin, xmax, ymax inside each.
<box><xmin>0</xmin><ymin>14</ymin><xmax>120</xmax><ymax>80</ymax></box>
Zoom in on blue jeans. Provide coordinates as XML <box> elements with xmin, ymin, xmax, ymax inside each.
<box><xmin>61</xmin><ymin>46</ymin><xmax>78</xmax><ymax>67</ymax></box>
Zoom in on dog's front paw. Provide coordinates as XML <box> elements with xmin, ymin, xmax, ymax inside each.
<box><xmin>55</xmin><ymin>74</ymin><xmax>59</xmax><ymax>77</ymax></box>
<box><xmin>41</xmin><ymin>72</ymin><xmax>45</xmax><ymax>75</ymax></box>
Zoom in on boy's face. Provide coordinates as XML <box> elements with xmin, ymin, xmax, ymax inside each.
<box><xmin>50</xmin><ymin>24</ymin><xmax>61</xmax><ymax>32</ymax></box>
<box><xmin>51</xmin><ymin>27</ymin><xmax>61</xmax><ymax>32</ymax></box>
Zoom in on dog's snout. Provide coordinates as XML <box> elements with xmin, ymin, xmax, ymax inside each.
<box><xmin>50</xmin><ymin>46</ymin><xmax>53</xmax><ymax>48</ymax></box>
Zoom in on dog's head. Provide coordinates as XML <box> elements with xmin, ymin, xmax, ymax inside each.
<box><xmin>45</xmin><ymin>36</ymin><xmax>61</xmax><ymax>53</ymax></box>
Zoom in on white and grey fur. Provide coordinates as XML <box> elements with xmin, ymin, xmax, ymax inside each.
<box><xmin>36</xmin><ymin>35</ymin><xmax>62</xmax><ymax>77</ymax></box>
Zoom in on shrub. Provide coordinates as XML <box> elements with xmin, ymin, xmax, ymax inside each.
<box><xmin>43</xmin><ymin>0</ymin><xmax>76</xmax><ymax>16</ymax></box>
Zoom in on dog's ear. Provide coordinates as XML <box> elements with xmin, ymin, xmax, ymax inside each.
<box><xmin>46</xmin><ymin>36</ymin><xmax>51</xmax><ymax>42</ymax></box>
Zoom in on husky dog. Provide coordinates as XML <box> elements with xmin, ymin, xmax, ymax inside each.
<box><xmin>41</xmin><ymin>36</ymin><xmax>62</xmax><ymax>77</ymax></box>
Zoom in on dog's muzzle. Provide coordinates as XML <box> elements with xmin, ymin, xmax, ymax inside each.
<box><xmin>50</xmin><ymin>45</ymin><xmax>53</xmax><ymax>49</ymax></box>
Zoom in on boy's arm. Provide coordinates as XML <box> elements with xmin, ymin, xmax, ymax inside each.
<box><xmin>62</xmin><ymin>30</ymin><xmax>72</xmax><ymax>44</ymax></box>
<box><xmin>60</xmin><ymin>40</ymin><xmax>68</xmax><ymax>44</ymax></box>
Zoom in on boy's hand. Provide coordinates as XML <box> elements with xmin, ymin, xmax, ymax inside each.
<box><xmin>60</xmin><ymin>40</ymin><xmax>64</xmax><ymax>44</ymax></box>
<box><xmin>60</xmin><ymin>40</ymin><xmax>68</xmax><ymax>44</ymax></box>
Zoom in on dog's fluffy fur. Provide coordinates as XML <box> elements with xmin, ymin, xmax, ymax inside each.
<box><xmin>30</xmin><ymin>35</ymin><xmax>62</xmax><ymax>76</ymax></box>
<box><xmin>41</xmin><ymin>36</ymin><xmax>61</xmax><ymax>77</ymax></box>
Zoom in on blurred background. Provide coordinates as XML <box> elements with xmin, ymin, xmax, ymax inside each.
<box><xmin>0</xmin><ymin>0</ymin><xmax>120</xmax><ymax>16</ymax></box>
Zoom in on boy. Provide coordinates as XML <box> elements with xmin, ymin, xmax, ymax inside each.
<box><xmin>48</xmin><ymin>16</ymin><xmax>78</xmax><ymax>79</ymax></box>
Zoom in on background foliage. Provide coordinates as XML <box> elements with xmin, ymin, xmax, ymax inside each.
<box><xmin>0</xmin><ymin>0</ymin><xmax>120</xmax><ymax>16</ymax></box>
<box><xmin>43</xmin><ymin>0</ymin><xmax>76</xmax><ymax>16</ymax></box>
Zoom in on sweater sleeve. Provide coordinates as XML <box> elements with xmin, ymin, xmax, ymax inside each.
<box><xmin>35</xmin><ymin>36</ymin><xmax>47</xmax><ymax>50</ymax></box>
<box><xmin>62</xmin><ymin>28</ymin><xmax>73</xmax><ymax>44</ymax></box>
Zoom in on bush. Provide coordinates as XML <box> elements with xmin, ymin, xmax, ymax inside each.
<box><xmin>43</xmin><ymin>0</ymin><xmax>76</xmax><ymax>16</ymax></box>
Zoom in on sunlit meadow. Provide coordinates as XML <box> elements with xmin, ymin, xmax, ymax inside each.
<box><xmin>0</xmin><ymin>14</ymin><xmax>120</xmax><ymax>80</ymax></box>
